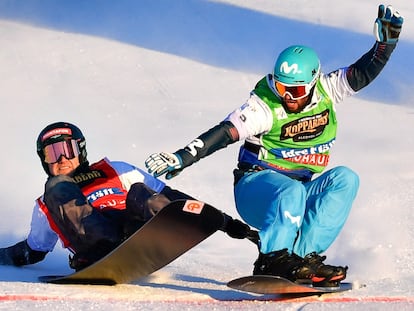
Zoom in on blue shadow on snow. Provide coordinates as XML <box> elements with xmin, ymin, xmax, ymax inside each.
<box><xmin>0</xmin><ymin>0</ymin><xmax>411</xmax><ymax>104</ymax></box>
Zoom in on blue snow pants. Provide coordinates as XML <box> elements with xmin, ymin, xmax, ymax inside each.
<box><xmin>234</xmin><ymin>166</ymin><xmax>359</xmax><ymax>257</ymax></box>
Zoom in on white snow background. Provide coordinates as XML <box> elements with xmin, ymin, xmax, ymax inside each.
<box><xmin>0</xmin><ymin>0</ymin><xmax>413</xmax><ymax>310</ymax></box>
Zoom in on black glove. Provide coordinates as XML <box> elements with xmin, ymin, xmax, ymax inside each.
<box><xmin>226</xmin><ymin>219</ymin><xmax>251</xmax><ymax>239</ymax></box>
<box><xmin>220</xmin><ymin>214</ymin><xmax>251</xmax><ymax>239</ymax></box>
<box><xmin>374</xmin><ymin>4</ymin><xmax>403</xmax><ymax>43</ymax></box>
<box><xmin>0</xmin><ymin>247</ymin><xmax>14</xmax><ymax>265</ymax></box>
<box><xmin>0</xmin><ymin>240</ymin><xmax>47</xmax><ymax>266</ymax></box>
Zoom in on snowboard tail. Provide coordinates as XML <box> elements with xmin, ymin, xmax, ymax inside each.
<box><xmin>39</xmin><ymin>199</ymin><xmax>224</xmax><ymax>285</ymax></box>
<box><xmin>227</xmin><ymin>275</ymin><xmax>353</xmax><ymax>295</ymax></box>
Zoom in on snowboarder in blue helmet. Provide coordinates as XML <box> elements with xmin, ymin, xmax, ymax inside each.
<box><xmin>145</xmin><ymin>4</ymin><xmax>403</xmax><ymax>287</ymax></box>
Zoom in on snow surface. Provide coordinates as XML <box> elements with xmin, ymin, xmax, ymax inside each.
<box><xmin>0</xmin><ymin>0</ymin><xmax>413</xmax><ymax>310</ymax></box>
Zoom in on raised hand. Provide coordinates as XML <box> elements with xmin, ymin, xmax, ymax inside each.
<box><xmin>374</xmin><ymin>4</ymin><xmax>403</xmax><ymax>43</ymax></box>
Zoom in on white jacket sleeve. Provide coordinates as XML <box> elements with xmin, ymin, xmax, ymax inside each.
<box><xmin>319</xmin><ymin>68</ymin><xmax>357</xmax><ymax>104</ymax></box>
<box><xmin>26</xmin><ymin>199</ymin><xmax>58</xmax><ymax>252</ymax></box>
<box><xmin>225</xmin><ymin>93</ymin><xmax>274</xmax><ymax>140</ymax></box>
<box><xmin>110</xmin><ymin>160</ymin><xmax>166</xmax><ymax>193</ymax></box>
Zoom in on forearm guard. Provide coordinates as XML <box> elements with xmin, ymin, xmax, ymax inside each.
<box><xmin>346</xmin><ymin>42</ymin><xmax>397</xmax><ymax>92</ymax></box>
<box><xmin>175</xmin><ymin>121</ymin><xmax>239</xmax><ymax>170</ymax></box>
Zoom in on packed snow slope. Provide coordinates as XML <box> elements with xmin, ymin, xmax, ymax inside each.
<box><xmin>0</xmin><ymin>1</ymin><xmax>413</xmax><ymax>310</ymax></box>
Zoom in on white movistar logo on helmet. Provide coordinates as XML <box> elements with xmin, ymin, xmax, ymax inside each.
<box><xmin>280</xmin><ymin>61</ymin><xmax>302</xmax><ymax>74</ymax></box>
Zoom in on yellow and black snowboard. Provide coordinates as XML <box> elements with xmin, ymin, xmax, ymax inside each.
<box><xmin>39</xmin><ymin>200</ymin><xmax>224</xmax><ymax>285</ymax></box>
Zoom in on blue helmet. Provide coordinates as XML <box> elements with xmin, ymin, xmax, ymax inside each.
<box><xmin>273</xmin><ymin>45</ymin><xmax>320</xmax><ymax>86</ymax></box>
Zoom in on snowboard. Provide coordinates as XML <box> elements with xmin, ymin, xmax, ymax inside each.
<box><xmin>39</xmin><ymin>199</ymin><xmax>224</xmax><ymax>285</ymax></box>
<box><xmin>227</xmin><ymin>275</ymin><xmax>353</xmax><ymax>295</ymax></box>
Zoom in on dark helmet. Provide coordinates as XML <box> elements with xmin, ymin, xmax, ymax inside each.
<box><xmin>36</xmin><ymin>122</ymin><xmax>87</xmax><ymax>175</ymax></box>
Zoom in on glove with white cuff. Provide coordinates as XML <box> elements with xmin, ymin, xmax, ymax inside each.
<box><xmin>145</xmin><ymin>152</ymin><xmax>183</xmax><ymax>180</ymax></box>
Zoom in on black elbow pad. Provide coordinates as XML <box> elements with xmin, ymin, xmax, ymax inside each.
<box><xmin>176</xmin><ymin>121</ymin><xmax>239</xmax><ymax>168</ymax></box>
<box><xmin>347</xmin><ymin>42</ymin><xmax>396</xmax><ymax>91</ymax></box>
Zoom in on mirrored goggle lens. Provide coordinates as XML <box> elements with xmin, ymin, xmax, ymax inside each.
<box><xmin>275</xmin><ymin>82</ymin><xmax>308</xmax><ymax>100</ymax></box>
<box><xmin>43</xmin><ymin>140</ymin><xmax>80</xmax><ymax>164</ymax></box>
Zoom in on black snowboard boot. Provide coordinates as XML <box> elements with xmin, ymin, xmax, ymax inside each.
<box><xmin>303</xmin><ymin>252</ymin><xmax>348</xmax><ymax>287</ymax></box>
<box><xmin>253</xmin><ymin>249</ymin><xmax>315</xmax><ymax>283</ymax></box>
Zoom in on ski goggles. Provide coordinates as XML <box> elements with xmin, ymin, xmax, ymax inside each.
<box><xmin>43</xmin><ymin>139</ymin><xmax>80</xmax><ymax>164</ymax></box>
<box><xmin>275</xmin><ymin>81</ymin><xmax>311</xmax><ymax>100</ymax></box>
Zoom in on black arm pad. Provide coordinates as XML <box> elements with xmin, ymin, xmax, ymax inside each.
<box><xmin>0</xmin><ymin>240</ymin><xmax>47</xmax><ymax>266</ymax></box>
<box><xmin>175</xmin><ymin>121</ymin><xmax>239</xmax><ymax>169</ymax></box>
<box><xmin>346</xmin><ymin>42</ymin><xmax>397</xmax><ymax>92</ymax></box>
